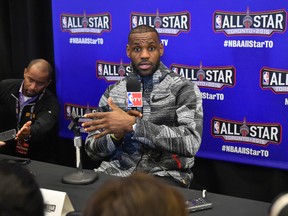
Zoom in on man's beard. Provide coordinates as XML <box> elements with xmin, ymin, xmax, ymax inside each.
<box><xmin>131</xmin><ymin>59</ymin><xmax>160</xmax><ymax>76</ymax></box>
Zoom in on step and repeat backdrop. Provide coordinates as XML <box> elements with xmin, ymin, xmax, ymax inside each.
<box><xmin>52</xmin><ymin>0</ymin><xmax>288</xmax><ymax>169</ymax></box>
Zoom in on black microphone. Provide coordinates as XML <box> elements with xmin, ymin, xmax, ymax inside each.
<box><xmin>126</xmin><ymin>77</ymin><xmax>142</xmax><ymax>111</ymax></box>
<box><xmin>62</xmin><ymin>109</ymin><xmax>98</xmax><ymax>185</ymax></box>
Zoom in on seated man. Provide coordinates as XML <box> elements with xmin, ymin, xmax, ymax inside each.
<box><xmin>82</xmin><ymin>25</ymin><xmax>203</xmax><ymax>188</ymax></box>
<box><xmin>0</xmin><ymin>59</ymin><xmax>59</xmax><ymax>162</ymax></box>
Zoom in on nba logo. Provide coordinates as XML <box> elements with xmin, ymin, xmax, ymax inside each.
<box><xmin>214</xmin><ymin>121</ymin><xmax>220</xmax><ymax>134</ymax></box>
<box><xmin>132</xmin><ymin>16</ymin><xmax>138</xmax><ymax>28</ymax></box>
<box><xmin>263</xmin><ymin>71</ymin><xmax>269</xmax><ymax>85</ymax></box>
<box><xmin>62</xmin><ymin>17</ymin><xmax>67</xmax><ymax>28</ymax></box>
<box><xmin>98</xmin><ymin>64</ymin><xmax>103</xmax><ymax>76</ymax></box>
<box><xmin>172</xmin><ymin>67</ymin><xmax>178</xmax><ymax>74</ymax></box>
<box><xmin>66</xmin><ymin>105</ymin><xmax>71</xmax><ymax>117</ymax></box>
<box><xmin>127</xmin><ymin>92</ymin><xmax>142</xmax><ymax>107</ymax></box>
<box><xmin>215</xmin><ymin>15</ymin><xmax>222</xmax><ymax>29</ymax></box>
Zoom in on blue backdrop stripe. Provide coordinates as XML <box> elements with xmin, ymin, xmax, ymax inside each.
<box><xmin>51</xmin><ymin>0</ymin><xmax>288</xmax><ymax>170</ymax></box>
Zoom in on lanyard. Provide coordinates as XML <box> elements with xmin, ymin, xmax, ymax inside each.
<box><xmin>11</xmin><ymin>89</ymin><xmax>45</xmax><ymax>130</ymax></box>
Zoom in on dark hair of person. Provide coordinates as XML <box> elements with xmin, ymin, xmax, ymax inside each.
<box><xmin>27</xmin><ymin>59</ymin><xmax>53</xmax><ymax>80</ymax></box>
<box><xmin>0</xmin><ymin>161</ymin><xmax>44</xmax><ymax>216</ymax></box>
<box><xmin>83</xmin><ymin>172</ymin><xmax>188</xmax><ymax>216</ymax></box>
<box><xmin>128</xmin><ymin>25</ymin><xmax>160</xmax><ymax>43</ymax></box>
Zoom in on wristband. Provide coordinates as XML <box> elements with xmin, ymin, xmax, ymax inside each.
<box><xmin>110</xmin><ymin>134</ymin><xmax>123</xmax><ymax>141</ymax></box>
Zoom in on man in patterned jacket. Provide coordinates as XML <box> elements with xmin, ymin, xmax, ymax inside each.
<box><xmin>82</xmin><ymin>25</ymin><xmax>203</xmax><ymax>188</ymax></box>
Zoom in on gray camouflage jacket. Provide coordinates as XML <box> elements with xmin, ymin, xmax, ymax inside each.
<box><xmin>85</xmin><ymin>62</ymin><xmax>203</xmax><ymax>187</ymax></box>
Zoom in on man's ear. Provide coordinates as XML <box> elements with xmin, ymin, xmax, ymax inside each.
<box><xmin>23</xmin><ymin>68</ymin><xmax>28</xmax><ymax>78</ymax></box>
<box><xmin>160</xmin><ymin>43</ymin><xmax>164</xmax><ymax>56</ymax></box>
<box><xmin>126</xmin><ymin>44</ymin><xmax>130</xmax><ymax>58</ymax></box>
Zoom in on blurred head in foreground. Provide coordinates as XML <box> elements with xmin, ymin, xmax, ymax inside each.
<box><xmin>0</xmin><ymin>161</ymin><xmax>44</xmax><ymax>216</ymax></box>
<box><xmin>269</xmin><ymin>192</ymin><xmax>288</xmax><ymax>216</ymax></box>
<box><xmin>83</xmin><ymin>172</ymin><xmax>188</xmax><ymax>216</ymax></box>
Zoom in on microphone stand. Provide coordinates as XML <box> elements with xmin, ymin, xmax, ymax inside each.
<box><xmin>61</xmin><ymin>113</ymin><xmax>98</xmax><ymax>185</ymax></box>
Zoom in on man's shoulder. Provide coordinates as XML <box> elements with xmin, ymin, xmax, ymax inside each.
<box><xmin>41</xmin><ymin>89</ymin><xmax>59</xmax><ymax>103</ymax></box>
<box><xmin>37</xmin><ymin>90</ymin><xmax>60</xmax><ymax>113</ymax></box>
<box><xmin>158</xmin><ymin>62</ymin><xmax>184</xmax><ymax>80</ymax></box>
<box><xmin>162</xmin><ymin>70</ymin><xmax>190</xmax><ymax>83</ymax></box>
<box><xmin>108</xmin><ymin>78</ymin><xmax>128</xmax><ymax>90</ymax></box>
<box><xmin>161</xmin><ymin>69</ymin><xmax>201</xmax><ymax>93</ymax></box>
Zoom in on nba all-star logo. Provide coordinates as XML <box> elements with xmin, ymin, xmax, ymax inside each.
<box><xmin>97</xmin><ymin>60</ymin><xmax>131</xmax><ymax>82</ymax></box>
<box><xmin>130</xmin><ymin>9</ymin><xmax>190</xmax><ymax>35</ymax></box>
<box><xmin>65</xmin><ymin>103</ymin><xmax>97</xmax><ymax>119</ymax></box>
<box><xmin>260</xmin><ymin>67</ymin><xmax>288</xmax><ymax>93</ymax></box>
<box><xmin>171</xmin><ymin>62</ymin><xmax>235</xmax><ymax>89</ymax></box>
<box><xmin>65</xmin><ymin>103</ymin><xmax>98</xmax><ymax>133</ymax></box>
<box><xmin>61</xmin><ymin>10</ymin><xmax>111</xmax><ymax>34</ymax></box>
<box><xmin>213</xmin><ymin>7</ymin><xmax>286</xmax><ymax>36</ymax></box>
<box><xmin>212</xmin><ymin>117</ymin><xmax>282</xmax><ymax>146</ymax></box>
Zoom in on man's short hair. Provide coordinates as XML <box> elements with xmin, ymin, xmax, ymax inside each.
<box><xmin>128</xmin><ymin>25</ymin><xmax>160</xmax><ymax>43</ymax></box>
<box><xmin>27</xmin><ymin>59</ymin><xmax>53</xmax><ymax>80</ymax></box>
<box><xmin>0</xmin><ymin>161</ymin><xmax>44</xmax><ymax>216</ymax></box>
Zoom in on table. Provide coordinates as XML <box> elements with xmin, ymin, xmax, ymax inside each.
<box><xmin>0</xmin><ymin>154</ymin><xmax>270</xmax><ymax>216</ymax></box>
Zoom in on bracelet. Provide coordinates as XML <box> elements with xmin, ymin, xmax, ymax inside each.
<box><xmin>110</xmin><ymin>134</ymin><xmax>123</xmax><ymax>141</ymax></box>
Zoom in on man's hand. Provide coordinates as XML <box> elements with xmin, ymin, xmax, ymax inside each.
<box><xmin>0</xmin><ymin>141</ymin><xmax>5</xmax><ymax>146</ymax></box>
<box><xmin>82</xmin><ymin>97</ymin><xmax>141</xmax><ymax>139</ymax></box>
<box><xmin>16</xmin><ymin>121</ymin><xmax>32</xmax><ymax>141</ymax></box>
